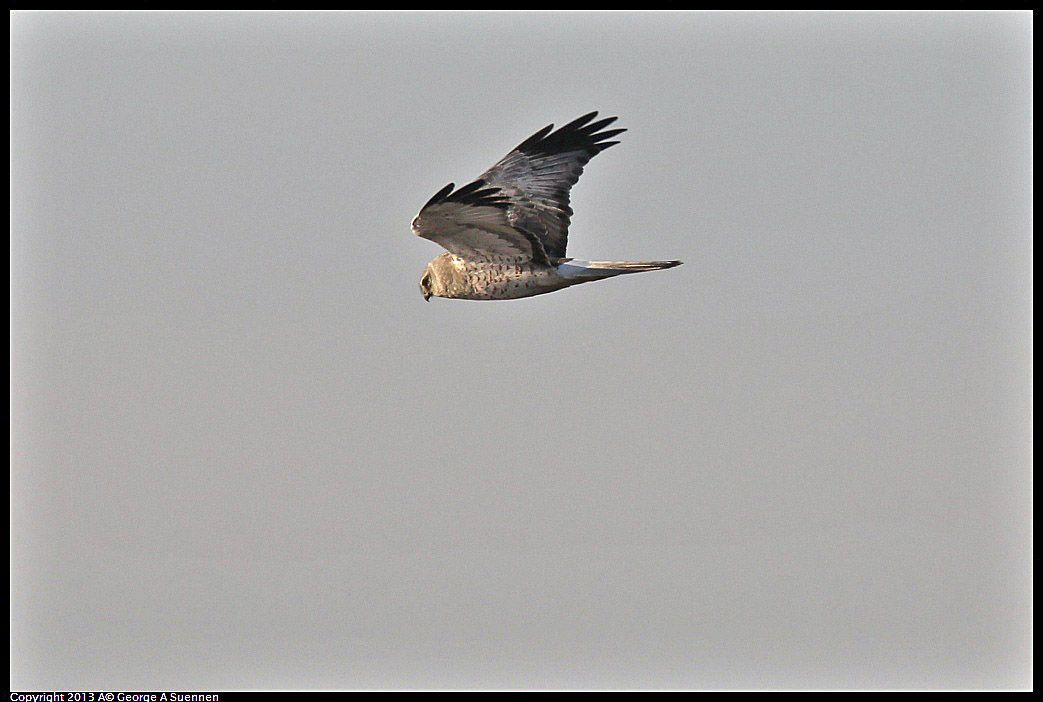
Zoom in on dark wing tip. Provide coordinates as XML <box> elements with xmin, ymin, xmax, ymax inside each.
<box><xmin>421</xmin><ymin>179</ymin><xmax>511</xmax><ymax>211</ymax></box>
<box><xmin>561</xmin><ymin>111</ymin><xmax>601</xmax><ymax>130</ymax></box>
<box><xmin>514</xmin><ymin>123</ymin><xmax>554</xmax><ymax>153</ymax></box>
<box><xmin>593</xmin><ymin>127</ymin><xmax>626</xmax><ymax>141</ymax></box>
<box><xmin>422</xmin><ymin>182</ymin><xmax>455</xmax><ymax>210</ymax></box>
<box><xmin>516</xmin><ymin>111</ymin><xmax>625</xmax><ymax>158</ymax></box>
<box><xmin>579</xmin><ymin>116</ymin><xmax>618</xmax><ymax>135</ymax></box>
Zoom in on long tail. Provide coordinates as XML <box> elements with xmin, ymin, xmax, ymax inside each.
<box><xmin>558</xmin><ymin>259</ymin><xmax>683</xmax><ymax>282</ymax></box>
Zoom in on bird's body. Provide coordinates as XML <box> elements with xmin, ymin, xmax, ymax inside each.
<box><xmin>422</xmin><ymin>251</ymin><xmax>682</xmax><ymax>301</ymax></box>
<box><xmin>413</xmin><ymin>112</ymin><xmax>681</xmax><ymax>301</ymax></box>
<box><xmin>422</xmin><ymin>252</ymin><xmax>565</xmax><ymax>301</ymax></box>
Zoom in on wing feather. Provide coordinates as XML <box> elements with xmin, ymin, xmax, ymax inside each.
<box><xmin>413</xmin><ymin>112</ymin><xmax>625</xmax><ymax>263</ymax></box>
<box><xmin>412</xmin><ymin>180</ymin><xmax>549</xmax><ymax>263</ymax></box>
<box><xmin>479</xmin><ymin>111</ymin><xmax>625</xmax><ymax>258</ymax></box>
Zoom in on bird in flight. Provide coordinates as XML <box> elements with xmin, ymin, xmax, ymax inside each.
<box><xmin>412</xmin><ymin>111</ymin><xmax>682</xmax><ymax>301</ymax></box>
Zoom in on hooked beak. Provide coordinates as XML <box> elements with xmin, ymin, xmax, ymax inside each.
<box><xmin>423</xmin><ymin>293</ymin><xmax>431</xmax><ymax>302</ymax></box>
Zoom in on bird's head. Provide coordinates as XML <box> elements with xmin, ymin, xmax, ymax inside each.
<box><xmin>419</xmin><ymin>267</ymin><xmax>434</xmax><ymax>302</ymax></box>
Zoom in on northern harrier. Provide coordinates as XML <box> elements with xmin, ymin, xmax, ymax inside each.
<box><xmin>412</xmin><ymin>112</ymin><xmax>682</xmax><ymax>301</ymax></box>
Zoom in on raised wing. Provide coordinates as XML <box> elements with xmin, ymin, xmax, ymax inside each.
<box><xmin>479</xmin><ymin>111</ymin><xmax>625</xmax><ymax>259</ymax></box>
<box><xmin>412</xmin><ymin>180</ymin><xmax>551</xmax><ymax>264</ymax></box>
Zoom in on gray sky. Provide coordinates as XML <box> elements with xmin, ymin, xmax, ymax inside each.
<box><xmin>10</xmin><ymin>11</ymin><xmax>1032</xmax><ymax>690</ymax></box>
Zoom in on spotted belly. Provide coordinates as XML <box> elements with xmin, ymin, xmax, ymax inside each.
<box><xmin>454</xmin><ymin>258</ymin><xmax>567</xmax><ymax>300</ymax></box>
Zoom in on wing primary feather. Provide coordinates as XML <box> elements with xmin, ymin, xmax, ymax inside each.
<box><xmin>422</xmin><ymin>179</ymin><xmax>511</xmax><ymax>211</ymax></box>
<box><xmin>592</xmin><ymin>128</ymin><xmax>627</xmax><ymax>144</ymax></box>
<box><xmin>449</xmin><ymin>180</ymin><xmax>485</xmax><ymax>198</ymax></box>
<box><xmin>514</xmin><ymin>112</ymin><xmax>624</xmax><ymax>159</ymax></box>
<box><xmin>558</xmin><ymin>111</ymin><xmax>600</xmax><ymax>131</ymax></box>
<box><xmin>579</xmin><ymin>116</ymin><xmax>619</xmax><ymax>135</ymax></box>
<box><xmin>422</xmin><ymin>182</ymin><xmax>455</xmax><ymax>210</ymax></box>
<box><xmin>422</xmin><ymin>112</ymin><xmax>628</xmax><ymax>262</ymax></box>
<box><xmin>514</xmin><ymin>124</ymin><xmax>554</xmax><ymax>152</ymax></box>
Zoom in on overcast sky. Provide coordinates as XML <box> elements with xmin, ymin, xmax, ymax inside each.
<box><xmin>10</xmin><ymin>11</ymin><xmax>1032</xmax><ymax>690</ymax></box>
